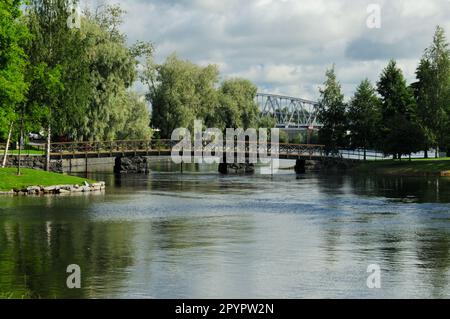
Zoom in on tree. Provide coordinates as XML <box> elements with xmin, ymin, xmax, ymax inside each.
<box><xmin>25</xmin><ymin>0</ymin><xmax>92</xmax><ymax>137</ymax></box>
<box><xmin>413</xmin><ymin>26</ymin><xmax>450</xmax><ymax>157</ymax></box>
<box><xmin>257</xmin><ymin>115</ymin><xmax>276</xmax><ymax>129</ymax></box>
<box><xmin>195</xmin><ymin>65</ymin><xmax>220</xmax><ymax>128</ymax></box>
<box><xmin>217</xmin><ymin>78</ymin><xmax>260</xmax><ymax>130</ymax></box>
<box><xmin>144</xmin><ymin>54</ymin><xmax>220</xmax><ymax>137</ymax></box>
<box><xmin>348</xmin><ymin>79</ymin><xmax>381</xmax><ymax>160</ymax></box>
<box><xmin>377</xmin><ymin>60</ymin><xmax>424</xmax><ymax>159</ymax></box>
<box><xmin>143</xmin><ymin>53</ymin><xmax>262</xmax><ymax>137</ymax></box>
<box><xmin>115</xmin><ymin>92</ymin><xmax>152</xmax><ymax>140</ymax></box>
<box><xmin>0</xmin><ymin>0</ymin><xmax>29</xmax><ymax>167</ymax></box>
<box><xmin>24</xmin><ymin>0</ymin><xmax>91</xmax><ymax>170</ymax></box>
<box><xmin>24</xmin><ymin>2</ymin><xmax>152</xmax><ymax>142</ymax></box>
<box><xmin>317</xmin><ymin>65</ymin><xmax>348</xmax><ymax>154</ymax></box>
<box><xmin>78</xmin><ymin>8</ymin><xmax>145</xmax><ymax>141</ymax></box>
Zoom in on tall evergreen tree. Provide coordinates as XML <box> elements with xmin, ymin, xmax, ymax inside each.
<box><xmin>377</xmin><ymin>60</ymin><xmax>424</xmax><ymax>159</ymax></box>
<box><xmin>348</xmin><ymin>79</ymin><xmax>381</xmax><ymax>160</ymax></box>
<box><xmin>413</xmin><ymin>26</ymin><xmax>450</xmax><ymax>157</ymax></box>
<box><xmin>317</xmin><ymin>65</ymin><xmax>348</xmax><ymax>154</ymax></box>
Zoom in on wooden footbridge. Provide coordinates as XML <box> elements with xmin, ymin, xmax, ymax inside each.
<box><xmin>48</xmin><ymin>139</ymin><xmax>326</xmax><ymax>161</ymax></box>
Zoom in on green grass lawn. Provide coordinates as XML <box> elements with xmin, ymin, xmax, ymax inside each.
<box><xmin>1</xmin><ymin>145</ymin><xmax>45</xmax><ymax>156</ymax></box>
<box><xmin>354</xmin><ymin>158</ymin><xmax>450</xmax><ymax>176</ymax></box>
<box><xmin>0</xmin><ymin>168</ymin><xmax>95</xmax><ymax>191</ymax></box>
<box><xmin>5</xmin><ymin>149</ymin><xmax>45</xmax><ymax>155</ymax></box>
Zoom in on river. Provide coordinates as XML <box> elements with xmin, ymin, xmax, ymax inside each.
<box><xmin>1</xmin><ymin>162</ymin><xmax>450</xmax><ymax>298</ymax></box>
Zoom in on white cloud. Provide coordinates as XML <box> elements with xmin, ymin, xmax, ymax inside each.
<box><xmin>82</xmin><ymin>0</ymin><xmax>450</xmax><ymax>100</ymax></box>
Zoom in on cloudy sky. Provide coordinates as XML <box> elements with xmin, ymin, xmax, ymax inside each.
<box><xmin>81</xmin><ymin>0</ymin><xmax>450</xmax><ymax>101</ymax></box>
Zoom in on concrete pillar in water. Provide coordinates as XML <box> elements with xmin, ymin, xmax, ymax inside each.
<box><xmin>294</xmin><ymin>159</ymin><xmax>306</xmax><ymax>174</ymax></box>
<box><xmin>218</xmin><ymin>162</ymin><xmax>228</xmax><ymax>174</ymax></box>
<box><xmin>114</xmin><ymin>156</ymin><xmax>122</xmax><ymax>174</ymax></box>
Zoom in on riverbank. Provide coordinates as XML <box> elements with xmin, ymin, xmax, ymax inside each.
<box><xmin>0</xmin><ymin>168</ymin><xmax>103</xmax><ymax>195</ymax></box>
<box><xmin>353</xmin><ymin>158</ymin><xmax>450</xmax><ymax>176</ymax></box>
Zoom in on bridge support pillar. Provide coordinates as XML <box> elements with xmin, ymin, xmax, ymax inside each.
<box><xmin>294</xmin><ymin>159</ymin><xmax>306</xmax><ymax>174</ymax></box>
<box><xmin>114</xmin><ymin>156</ymin><xmax>149</xmax><ymax>174</ymax></box>
<box><xmin>218</xmin><ymin>162</ymin><xmax>228</xmax><ymax>174</ymax></box>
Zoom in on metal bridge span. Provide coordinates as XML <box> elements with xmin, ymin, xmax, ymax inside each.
<box><xmin>256</xmin><ymin>93</ymin><xmax>322</xmax><ymax>130</ymax></box>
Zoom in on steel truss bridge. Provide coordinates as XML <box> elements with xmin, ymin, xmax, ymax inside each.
<box><xmin>256</xmin><ymin>93</ymin><xmax>322</xmax><ymax>130</ymax></box>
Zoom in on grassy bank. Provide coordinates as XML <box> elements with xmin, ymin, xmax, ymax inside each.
<box><xmin>0</xmin><ymin>168</ymin><xmax>95</xmax><ymax>191</ymax></box>
<box><xmin>6</xmin><ymin>149</ymin><xmax>45</xmax><ymax>155</ymax></box>
<box><xmin>353</xmin><ymin>158</ymin><xmax>450</xmax><ymax>176</ymax></box>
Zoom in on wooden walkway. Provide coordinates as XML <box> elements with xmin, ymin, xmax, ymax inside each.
<box><xmin>49</xmin><ymin>139</ymin><xmax>326</xmax><ymax>161</ymax></box>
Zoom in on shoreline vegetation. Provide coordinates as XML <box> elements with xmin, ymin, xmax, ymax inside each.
<box><xmin>352</xmin><ymin>158</ymin><xmax>450</xmax><ymax>177</ymax></box>
<box><xmin>280</xmin><ymin>157</ymin><xmax>450</xmax><ymax>176</ymax></box>
<box><xmin>0</xmin><ymin>168</ymin><xmax>102</xmax><ymax>195</ymax></box>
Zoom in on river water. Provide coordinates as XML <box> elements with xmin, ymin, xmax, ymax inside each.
<box><xmin>1</xmin><ymin>162</ymin><xmax>450</xmax><ymax>299</ymax></box>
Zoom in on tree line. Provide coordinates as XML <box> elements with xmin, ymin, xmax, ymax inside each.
<box><xmin>2</xmin><ymin>1</ymin><xmax>449</xmax><ymax>165</ymax></box>
<box><xmin>318</xmin><ymin>26</ymin><xmax>450</xmax><ymax>159</ymax></box>
<box><xmin>1</xmin><ymin>0</ymin><xmax>154</xmax><ymax>149</ymax></box>
<box><xmin>0</xmin><ymin>0</ymin><xmax>266</xmax><ymax>157</ymax></box>
<box><xmin>141</xmin><ymin>54</ymin><xmax>267</xmax><ymax>139</ymax></box>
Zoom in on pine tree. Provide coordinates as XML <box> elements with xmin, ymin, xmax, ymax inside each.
<box><xmin>317</xmin><ymin>65</ymin><xmax>348</xmax><ymax>154</ymax></box>
<box><xmin>377</xmin><ymin>60</ymin><xmax>424</xmax><ymax>159</ymax></box>
<box><xmin>348</xmin><ymin>79</ymin><xmax>381</xmax><ymax>160</ymax></box>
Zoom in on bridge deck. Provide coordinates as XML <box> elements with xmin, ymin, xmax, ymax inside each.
<box><xmin>50</xmin><ymin>149</ymin><xmax>324</xmax><ymax>161</ymax></box>
<box><xmin>46</xmin><ymin>140</ymin><xmax>326</xmax><ymax>162</ymax></box>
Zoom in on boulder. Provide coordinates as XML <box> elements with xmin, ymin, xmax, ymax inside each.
<box><xmin>43</xmin><ymin>186</ymin><xmax>57</xmax><ymax>193</ymax></box>
<box><xmin>441</xmin><ymin>171</ymin><xmax>450</xmax><ymax>177</ymax></box>
<box><xmin>27</xmin><ymin>186</ymin><xmax>41</xmax><ymax>195</ymax></box>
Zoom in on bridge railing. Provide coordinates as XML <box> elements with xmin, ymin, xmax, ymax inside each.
<box><xmin>50</xmin><ymin>139</ymin><xmax>177</xmax><ymax>155</ymax></box>
<box><xmin>36</xmin><ymin>140</ymin><xmax>443</xmax><ymax>161</ymax></box>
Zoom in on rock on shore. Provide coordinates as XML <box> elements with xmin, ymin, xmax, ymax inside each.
<box><xmin>0</xmin><ymin>181</ymin><xmax>106</xmax><ymax>196</ymax></box>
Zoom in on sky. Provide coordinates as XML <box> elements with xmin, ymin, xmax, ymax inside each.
<box><xmin>80</xmin><ymin>0</ymin><xmax>450</xmax><ymax>101</ymax></box>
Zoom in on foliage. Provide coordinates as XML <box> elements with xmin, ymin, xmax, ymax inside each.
<box><xmin>78</xmin><ymin>14</ymin><xmax>139</xmax><ymax>140</ymax></box>
<box><xmin>377</xmin><ymin>60</ymin><xmax>424</xmax><ymax>158</ymax></box>
<box><xmin>278</xmin><ymin>130</ymin><xmax>289</xmax><ymax>143</ymax></box>
<box><xmin>23</xmin><ymin>1</ymin><xmax>152</xmax><ymax>141</ymax></box>
<box><xmin>144</xmin><ymin>55</ymin><xmax>260</xmax><ymax>137</ymax></box>
<box><xmin>317</xmin><ymin>65</ymin><xmax>348</xmax><ymax>154</ymax></box>
<box><xmin>0</xmin><ymin>0</ymin><xmax>29</xmax><ymax>139</ymax></box>
<box><xmin>413</xmin><ymin>26</ymin><xmax>450</xmax><ymax>154</ymax></box>
<box><xmin>24</xmin><ymin>0</ymin><xmax>90</xmax><ymax>139</ymax></box>
<box><xmin>290</xmin><ymin>132</ymin><xmax>304</xmax><ymax>144</ymax></box>
<box><xmin>348</xmin><ymin>79</ymin><xmax>381</xmax><ymax>157</ymax></box>
<box><xmin>217</xmin><ymin>78</ymin><xmax>260</xmax><ymax>130</ymax></box>
<box><xmin>115</xmin><ymin>92</ymin><xmax>152</xmax><ymax>140</ymax></box>
<box><xmin>353</xmin><ymin>158</ymin><xmax>450</xmax><ymax>176</ymax></box>
<box><xmin>257</xmin><ymin>115</ymin><xmax>276</xmax><ymax>129</ymax></box>
<box><xmin>144</xmin><ymin>54</ymin><xmax>218</xmax><ymax>138</ymax></box>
